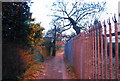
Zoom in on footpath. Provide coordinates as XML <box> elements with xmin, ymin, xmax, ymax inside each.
<box><xmin>40</xmin><ymin>50</ymin><xmax>77</xmax><ymax>79</ymax></box>
<box><xmin>41</xmin><ymin>51</ymin><xmax>70</xmax><ymax>79</ymax></box>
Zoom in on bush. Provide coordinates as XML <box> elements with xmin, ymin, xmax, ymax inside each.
<box><xmin>2</xmin><ymin>44</ymin><xmax>24</xmax><ymax>79</ymax></box>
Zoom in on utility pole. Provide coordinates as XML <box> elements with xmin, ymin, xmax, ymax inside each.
<box><xmin>52</xmin><ymin>24</ymin><xmax>57</xmax><ymax>56</ymax></box>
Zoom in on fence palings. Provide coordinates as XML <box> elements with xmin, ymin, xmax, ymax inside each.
<box><xmin>103</xmin><ymin>20</ymin><xmax>108</xmax><ymax>79</ymax></box>
<box><xmin>100</xmin><ymin>23</ymin><xmax>104</xmax><ymax>79</ymax></box>
<box><xmin>107</xmin><ymin>18</ymin><xmax>113</xmax><ymax>79</ymax></box>
<box><xmin>65</xmin><ymin>15</ymin><xmax>119</xmax><ymax>79</ymax></box>
<box><xmin>91</xmin><ymin>28</ymin><xmax>94</xmax><ymax>79</ymax></box>
<box><xmin>94</xmin><ymin>25</ymin><xmax>97</xmax><ymax>79</ymax></box>
<box><xmin>113</xmin><ymin>16</ymin><xmax>119</xmax><ymax>79</ymax></box>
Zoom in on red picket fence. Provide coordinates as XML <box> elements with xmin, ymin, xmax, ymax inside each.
<box><xmin>65</xmin><ymin>15</ymin><xmax>120</xmax><ymax>79</ymax></box>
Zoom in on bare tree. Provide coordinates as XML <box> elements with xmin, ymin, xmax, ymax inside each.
<box><xmin>46</xmin><ymin>20</ymin><xmax>64</xmax><ymax>40</ymax></box>
<box><xmin>50</xmin><ymin>0</ymin><xmax>106</xmax><ymax>34</ymax></box>
<box><xmin>45</xmin><ymin>20</ymin><xmax>64</xmax><ymax>56</ymax></box>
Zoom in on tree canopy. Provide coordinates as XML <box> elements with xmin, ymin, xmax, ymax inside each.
<box><xmin>51</xmin><ymin>1</ymin><xmax>106</xmax><ymax>34</ymax></box>
<box><xmin>2</xmin><ymin>2</ymin><xmax>34</xmax><ymax>44</ymax></box>
<box><xmin>28</xmin><ymin>23</ymin><xmax>44</xmax><ymax>47</ymax></box>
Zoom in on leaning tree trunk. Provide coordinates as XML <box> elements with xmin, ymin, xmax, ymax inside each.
<box><xmin>68</xmin><ymin>17</ymin><xmax>81</xmax><ymax>35</ymax></box>
<box><xmin>73</xmin><ymin>25</ymin><xmax>81</xmax><ymax>35</ymax></box>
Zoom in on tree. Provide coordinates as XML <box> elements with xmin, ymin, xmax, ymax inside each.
<box><xmin>2</xmin><ymin>2</ymin><xmax>34</xmax><ymax>44</ymax></box>
<box><xmin>27</xmin><ymin>23</ymin><xmax>44</xmax><ymax>47</ymax></box>
<box><xmin>45</xmin><ymin>20</ymin><xmax>66</xmax><ymax>56</ymax></box>
<box><xmin>45</xmin><ymin>21</ymin><xmax>59</xmax><ymax>56</ymax></box>
<box><xmin>2</xmin><ymin>2</ymin><xmax>34</xmax><ymax>79</ymax></box>
<box><xmin>45</xmin><ymin>21</ymin><xmax>64</xmax><ymax>40</ymax></box>
<box><xmin>62</xmin><ymin>32</ymin><xmax>76</xmax><ymax>42</ymax></box>
<box><xmin>51</xmin><ymin>0</ymin><xmax>106</xmax><ymax>34</ymax></box>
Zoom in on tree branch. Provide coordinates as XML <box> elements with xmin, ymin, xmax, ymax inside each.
<box><xmin>63</xmin><ymin>23</ymin><xmax>71</xmax><ymax>28</ymax></box>
<box><xmin>61</xmin><ymin>25</ymin><xmax>72</xmax><ymax>32</ymax></box>
<box><xmin>76</xmin><ymin>9</ymin><xmax>98</xmax><ymax>22</ymax></box>
<box><xmin>68</xmin><ymin>2</ymin><xmax>78</xmax><ymax>16</ymax></box>
<box><xmin>76</xmin><ymin>8</ymin><xmax>98</xmax><ymax>22</ymax></box>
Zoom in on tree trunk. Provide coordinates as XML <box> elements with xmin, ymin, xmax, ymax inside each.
<box><xmin>73</xmin><ymin>25</ymin><xmax>81</xmax><ymax>35</ymax></box>
<box><xmin>68</xmin><ymin>17</ymin><xmax>81</xmax><ymax>34</ymax></box>
<box><xmin>52</xmin><ymin>40</ymin><xmax>56</xmax><ymax>56</ymax></box>
<box><xmin>52</xmin><ymin>25</ymin><xmax>57</xmax><ymax>56</ymax></box>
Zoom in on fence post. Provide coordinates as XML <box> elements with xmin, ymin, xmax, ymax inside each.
<box><xmin>86</xmin><ymin>31</ymin><xmax>89</xmax><ymax>79</ymax></box>
<box><xmin>107</xmin><ymin>18</ymin><xmax>113</xmax><ymax>79</ymax></box>
<box><xmin>100</xmin><ymin>23</ymin><xmax>104</xmax><ymax>79</ymax></box>
<box><xmin>97</xmin><ymin>23</ymin><xmax>101</xmax><ymax>79</ymax></box>
<box><xmin>92</xmin><ymin>28</ymin><xmax>94</xmax><ymax>79</ymax></box>
<box><xmin>113</xmin><ymin>15</ymin><xmax>119</xmax><ymax>79</ymax></box>
<box><xmin>85</xmin><ymin>31</ymin><xmax>88</xmax><ymax>79</ymax></box>
<box><xmin>89</xmin><ymin>27</ymin><xmax>93</xmax><ymax>79</ymax></box>
<box><xmin>94</xmin><ymin>24</ymin><xmax>98</xmax><ymax>79</ymax></box>
<box><xmin>91</xmin><ymin>27</ymin><xmax>94</xmax><ymax>79</ymax></box>
<box><xmin>89</xmin><ymin>29</ymin><xmax>92</xmax><ymax>79</ymax></box>
<box><xmin>103</xmin><ymin>20</ymin><xmax>108</xmax><ymax>79</ymax></box>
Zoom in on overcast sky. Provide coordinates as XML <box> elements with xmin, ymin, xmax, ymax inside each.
<box><xmin>30</xmin><ymin>0</ymin><xmax>55</xmax><ymax>33</ymax></box>
<box><xmin>30</xmin><ymin>0</ymin><xmax>120</xmax><ymax>34</ymax></box>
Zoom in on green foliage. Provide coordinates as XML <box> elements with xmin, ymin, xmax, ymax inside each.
<box><xmin>2</xmin><ymin>2</ymin><xmax>48</xmax><ymax>80</ymax></box>
<box><xmin>2</xmin><ymin>2</ymin><xmax>33</xmax><ymax>44</ymax></box>
<box><xmin>2</xmin><ymin>2</ymin><xmax>34</xmax><ymax>80</ymax></box>
<box><xmin>43</xmin><ymin>37</ymin><xmax>53</xmax><ymax>54</ymax></box>
<box><xmin>2</xmin><ymin>44</ymin><xmax>24</xmax><ymax>80</ymax></box>
<box><xmin>27</xmin><ymin>23</ymin><xmax>44</xmax><ymax>47</ymax></box>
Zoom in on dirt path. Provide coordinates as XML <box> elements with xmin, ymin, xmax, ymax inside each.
<box><xmin>42</xmin><ymin>51</ymin><xmax>70</xmax><ymax>79</ymax></box>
